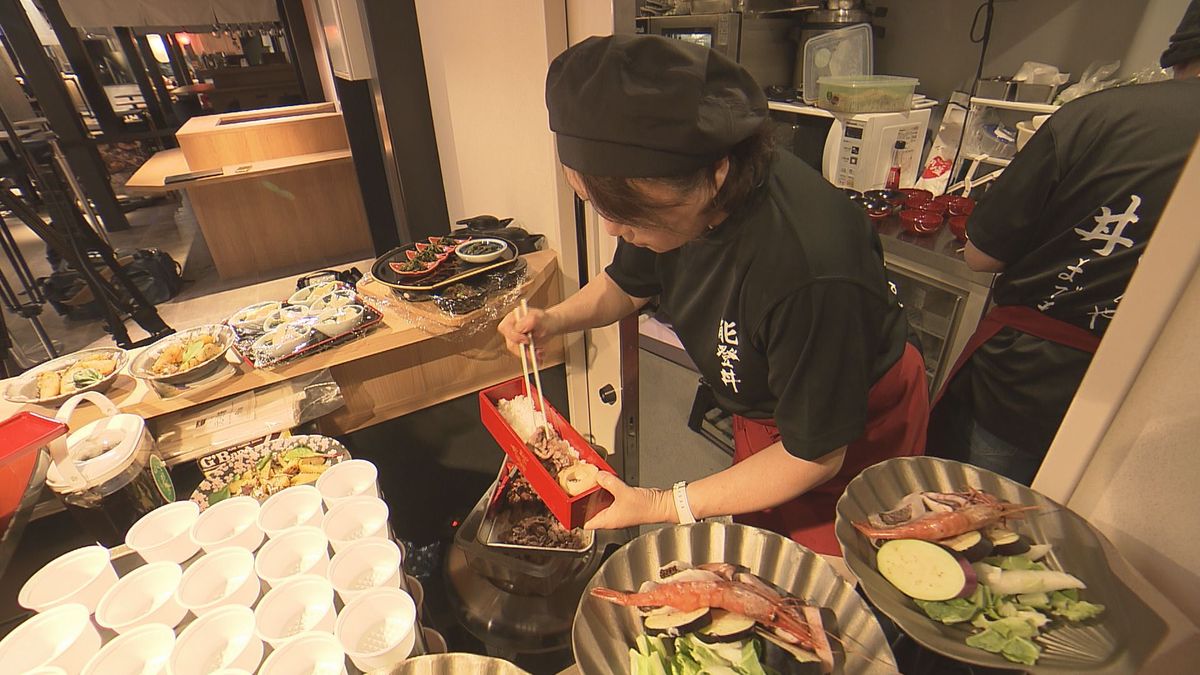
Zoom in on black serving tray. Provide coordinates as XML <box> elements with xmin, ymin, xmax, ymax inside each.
<box><xmin>372</xmin><ymin>238</ymin><xmax>519</xmax><ymax>292</ymax></box>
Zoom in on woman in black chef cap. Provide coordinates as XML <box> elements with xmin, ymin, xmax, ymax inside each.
<box><xmin>499</xmin><ymin>34</ymin><xmax>928</xmax><ymax>555</ymax></box>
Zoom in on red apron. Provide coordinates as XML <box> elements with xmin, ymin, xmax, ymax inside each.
<box><xmin>732</xmin><ymin>342</ymin><xmax>928</xmax><ymax>555</ymax></box>
<box><xmin>930</xmin><ymin>305</ymin><xmax>1101</xmax><ymax>410</ymax></box>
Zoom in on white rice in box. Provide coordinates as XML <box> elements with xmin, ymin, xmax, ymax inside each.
<box><xmin>498</xmin><ymin>395</ymin><xmax>547</xmax><ymax>443</ymax></box>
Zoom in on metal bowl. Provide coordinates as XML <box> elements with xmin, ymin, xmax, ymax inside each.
<box><xmin>382</xmin><ymin>653</ymin><xmax>531</xmax><ymax>674</ymax></box>
<box><xmin>834</xmin><ymin>456</ymin><xmax>1168</xmax><ymax>674</ymax></box>
<box><xmin>2</xmin><ymin>347</ymin><xmax>128</xmax><ymax>405</ymax></box>
<box><xmin>572</xmin><ymin>522</ymin><xmax>897</xmax><ymax>674</ymax></box>
<box><xmin>128</xmin><ymin>324</ymin><xmax>235</xmax><ymax>384</ymax></box>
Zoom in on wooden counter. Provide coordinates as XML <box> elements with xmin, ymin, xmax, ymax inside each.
<box><xmin>0</xmin><ymin>251</ymin><xmax>564</xmax><ymax>437</ymax></box>
<box><xmin>126</xmin><ymin>103</ymin><xmax>372</xmax><ymax>280</ymax></box>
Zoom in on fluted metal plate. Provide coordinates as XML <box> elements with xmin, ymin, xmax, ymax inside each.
<box><xmin>380</xmin><ymin>653</ymin><xmax>531</xmax><ymax>674</ymax></box>
<box><xmin>572</xmin><ymin>522</ymin><xmax>897</xmax><ymax>674</ymax></box>
<box><xmin>834</xmin><ymin>456</ymin><xmax>1167</xmax><ymax>674</ymax></box>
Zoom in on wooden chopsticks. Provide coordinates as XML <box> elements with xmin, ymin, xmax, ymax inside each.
<box><xmin>518</xmin><ymin>299</ymin><xmax>552</xmax><ymax>438</ymax></box>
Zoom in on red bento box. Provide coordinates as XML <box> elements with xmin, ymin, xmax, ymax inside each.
<box><xmin>479</xmin><ymin>377</ymin><xmax>615</xmax><ymax>529</ymax></box>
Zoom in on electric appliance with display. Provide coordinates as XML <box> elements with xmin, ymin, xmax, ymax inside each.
<box><xmin>636</xmin><ymin>11</ymin><xmax>797</xmax><ymax>88</ymax></box>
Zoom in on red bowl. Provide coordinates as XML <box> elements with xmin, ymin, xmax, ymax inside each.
<box><xmin>944</xmin><ymin>195</ymin><xmax>976</xmax><ymax>216</ymax></box>
<box><xmin>899</xmin><ymin>188</ymin><xmax>933</xmax><ymax>208</ymax></box>
<box><xmin>916</xmin><ymin>200</ymin><xmax>948</xmax><ymax>216</ymax></box>
<box><xmin>948</xmin><ymin>215</ymin><xmax>969</xmax><ymax>241</ymax></box>
<box><xmin>900</xmin><ymin>208</ymin><xmax>943</xmax><ymax>235</ymax></box>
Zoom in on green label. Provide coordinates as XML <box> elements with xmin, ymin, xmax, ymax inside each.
<box><xmin>150</xmin><ymin>455</ymin><xmax>176</xmax><ymax>502</ymax></box>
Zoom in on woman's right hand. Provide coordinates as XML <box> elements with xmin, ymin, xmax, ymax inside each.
<box><xmin>498</xmin><ymin>305</ymin><xmax>560</xmax><ymax>358</ymax></box>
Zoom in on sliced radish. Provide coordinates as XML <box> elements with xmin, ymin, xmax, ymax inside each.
<box><xmin>1026</xmin><ymin>544</ymin><xmax>1052</xmax><ymax>561</ymax></box>
<box><xmin>877</xmin><ymin>539</ymin><xmax>973</xmax><ymax>601</ymax></box>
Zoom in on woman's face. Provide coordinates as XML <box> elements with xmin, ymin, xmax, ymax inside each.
<box><xmin>563</xmin><ymin>164</ymin><xmax>729</xmax><ymax>253</ymax></box>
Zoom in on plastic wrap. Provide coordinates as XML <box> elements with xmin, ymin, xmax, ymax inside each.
<box><xmin>225</xmin><ymin>285</ymin><xmax>384</xmax><ymax>368</ymax></box>
<box><xmin>362</xmin><ymin>260</ymin><xmax>529</xmax><ymax>340</ymax></box>
<box><xmin>150</xmin><ymin>369</ymin><xmax>345</xmax><ymax>465</ymax></box>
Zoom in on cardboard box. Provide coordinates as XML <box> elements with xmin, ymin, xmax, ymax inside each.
<box><xmin>479</xmin><ymin>377</ymin><xmax>614</xmax><ymax>529</ymax></box>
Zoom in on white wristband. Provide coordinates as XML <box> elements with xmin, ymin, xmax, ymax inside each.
<box><xmin>672</xmin><ymin>481</ymin><xmax>696</xmax><ymax>525</ymax></box>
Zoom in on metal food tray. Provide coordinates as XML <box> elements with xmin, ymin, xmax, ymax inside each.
<box><xmin>227</xmin><ymin>295</ymin><xmax>384</xmax><ymax>369</ymax></box>
<box><xmin>834</xmin><ymin>456</ymin><xmax>1167</xmax><ymax>674</ymax></box>
<box><xmin>478</xmin><ymin>463</ymin><xmax>595</xmax><ymax>555</ymax></box>
<box><xmin>572</xmin><ymin>522</ymin><xmax>898</xmax><ymax>675</ymax></box>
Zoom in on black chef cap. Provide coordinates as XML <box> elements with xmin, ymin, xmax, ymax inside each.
<box><xmin>546</xmin><ymin>34</ymin><xmax>768</xmax><ymax>178</ymax></box>
<box><xmin>1161</xmin><ymin>0</ymin><xmax>1200</xmax><ymax>69</ymax></box>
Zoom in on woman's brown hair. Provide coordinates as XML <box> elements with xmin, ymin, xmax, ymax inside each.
<box><xmin>575</xmin><ymin>122</ymin><xmax>775</xmax><ymax>232</ymax></box>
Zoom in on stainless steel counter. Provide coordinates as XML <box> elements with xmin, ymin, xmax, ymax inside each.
<box><xmin>875</xmin><ymin>220</ymin><xmax>996</xmax><ymax>289</ymax></box>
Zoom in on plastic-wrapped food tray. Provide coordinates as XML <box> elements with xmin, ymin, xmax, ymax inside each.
<box><xmin>227</xmin><ymin>294</ymin><xmax>383</xmax><ymax>368</ymax></box>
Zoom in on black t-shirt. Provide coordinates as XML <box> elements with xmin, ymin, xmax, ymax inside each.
<box><xmin>606</xmin><ymin>151</ymin><xmax>908</xmax><ymax>461</ymax></box>
<box><xmin>965</xmin><ymin>79</ymin><xmax>1200</xmax><ymax>451</ymax></box>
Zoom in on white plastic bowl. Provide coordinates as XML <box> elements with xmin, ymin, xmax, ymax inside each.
<box><xmin>309</xmin><ymin>288</ymin><xmax>356</xmax><ymax>312</ymax></box>
<box><xmin>258</xmin><ymin>630</ymin><xmax>347</xmax><ymax>675</ymax></box>
<box><xmin>288</xmin><ymin>282</ymin><xmax>342</xmax><ymax>307</ymax></box>
<box><xmin>327</xmin><ymin>537</ymin><xmax>402</xmax><ymax>605</ymax></box>
<box><xmin>321</xmin><ymin>495</ymin><xmax>390</xmax><ymax>553</ymax></box>
<box><xmin>96</xmin><ymin>561</ymin><xmax>186</xmax><ymax>633</ymax></box>
<box><xmin>455</xmin><ymin>237</ymin><xmax>508</xmax><ymax>263</ymax></box>
<box><xmin>169</xmin><ymin>605</ymin><xmax>263</xmax><ymax>675</ymax></box>
<box><xmin>190</xmin><ymin>495</ymin><xmax>264</xmax><ymax>553</ymax></box>
<box><xmin>251</xmin><ymin>322</ymin><xmax>311</xmax><ymax>360</ymax></box>
<box><xmin>81</xmin><ymin>622</ymin><xmax>175</xmax><ymax>675</ymax></box>
<box><xmin>176</xmin><ymin>547</ymin><xmax>260</xmax><ymax>616</ymax></box>
<box><xmin>126</xmin><ymin>501</ymin><xmax>201</xmax><ymax>564</ymax></box>
<box><xmin>18</xmin><ymin>545</ymin><xmax>117</xmax><ymax>613</ymax></box>
<box><xmin>0</xmin><ymin>603</ymin><xmax>102</xmax><ymax>672</ymax></box>
<box><xmin>255</xmin><ymin>525</ymin><xmax>330</xmax><ymax>588</ymax></box>
<box><xmin>262</xmin><ymin>304</ymin><xmax>311</xmax><ymax>331</ymax></box>
<box><xmin>253</xmin><ymin>574</ymin><xmax>336</xmax><ymax>648</ymax></box>
<box><xmin>257</xmin><ymin>485</ymin><xmax>324</xmax><ymax>538</ymax></box>
<box><xmin>335</xmin><ymin>587</ymin><xmax>417</xmax><ymax>672</ymax></box>
<box><xmin>228</xmin><ymin>301</ymin><xmax>282</xmax><ymax>334</ymax></box>
<box><xmin>315</xmin><ymin>459</ymin><xmax>379</xmax><ymax>506</ymax></box>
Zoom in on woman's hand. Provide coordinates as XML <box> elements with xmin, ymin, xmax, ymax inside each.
<box><xmin>583</xmin><ymin>472</ymin><xmax>674</xmax><ymax>530</ymax></box>
<box><xmin>498</xmin><ymin>305</ymin><xmax>561</xmax><ymax>358</ymax></box>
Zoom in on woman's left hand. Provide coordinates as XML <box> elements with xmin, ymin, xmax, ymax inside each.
<box><xmin>583</xmin><ymin>472</ymin><xmax>674</xmax><ymax>530</ymax></box>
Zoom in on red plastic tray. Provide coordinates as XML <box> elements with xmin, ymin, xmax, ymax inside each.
<box><xmin>479</xmin><ymin>377</ymin><xmax>614</xmax><ymax>529</ymax></box>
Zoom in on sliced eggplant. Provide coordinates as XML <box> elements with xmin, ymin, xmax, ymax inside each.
<box><xmin>937</xmin><ymin>530</ymin><xmax>994</xmax><ymax>562</ymax></box>
<box><xmin>694</xmin><ymin>609</ymin><xmax>756</xmax><ymax>643</ymax></box>
<box><xmin>877</xmin><ymin>539</ymin><xmax>976</xmax><ymax>601</ymax></box>
<box><xmin>642</xmin><ymin>607</ymin><xmax>711</xmax><ymax>637</ymax></box>
<box><xmin>986</xmin><ymin>527</ymin><xmax>1032</xmax><ymax>556</ymax></box>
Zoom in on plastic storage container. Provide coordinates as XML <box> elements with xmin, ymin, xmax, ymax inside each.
<box><xmin>801</xmin><ymin>24</ymin><xmax>873</xmax><ymax>104</ymax></box>
<box><xmin>817</xmin><ymin>75</ymin><xmax>918</xmax><ymax>113</ymax></box>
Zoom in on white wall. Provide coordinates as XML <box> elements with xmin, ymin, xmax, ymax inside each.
<box><xmin>875</xmin><ymin>0</ymin><xmax>1179</xmax><ymax>101</ymax></box>
<box><xmin>412</xmin><ymin>0</ymin><xmax>574</xmax><ymax>270</ymax></box>
<box><xmin>1035</xmin><ymin>144</ymin><xmax>1200</xmax><ymax>658</ymax></box>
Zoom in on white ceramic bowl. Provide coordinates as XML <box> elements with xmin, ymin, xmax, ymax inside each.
<box><xmin>314</xmin><ymin>304</ymin><xmax>365</xmax><ymax>338</ymax></box>
<box><xmin>255</xmin><ymin>525</ymin><xmax>330</xmax><ymax>588</ymax></box>
<box><xmin>190</xmin><ymin>495</ymin><xmax>264</xmax><ymax>553</ymax></box>
<box><xmin>126</xmin><ymin>501</ymin><xmax>201</xmax><ymax>564</ymax></box>
<box><xmin>169</xmin><ymin>605</ymin><xmax>262</xmax><ymax>675</ymax></box>
<box><xmin>228</xmin><ymin>301</ymin><xmax>282</xmax><ymax>334</ymax></box>
<box><xmin>96</xmin><ymin>561</ymin><xmax>186</xmax><ymax>633</ymax></box>
<box><xmin>176</xmin><ymin>547</ymin><xmax>260</xmax><ymax>616</ymax></box>
<box><xmin>321</xmin><ymin>495</ymin><xmax>390</xmax><ymax>553</ymax></box>
<box><xmin>257</xmin><ymin>485</ymin><xmax>324</xmax><ymax>538</ymax></box>
<box><xmin>454</xmin><ymin>237</ymin><xmax>509</xmax><ymax>263</ymax></box>
<box><xmin>258</xmin><ymin>630</ymin><xmax>347</xmax><ymax>675</ymax></box>
<box><xmin>309</xmin><ymin>288</ymin><xmax>356</xmax><ymax>312</ymax></box>
<box><xmin>316</xmin><ymin>459</ymin><xmax>380</xmax><ymax>507</ymax></box>
<box><xmin>288</xmin><ymin>282</ymin><xmax>343</xmax><ymax>307</ymax></box>
<box><xmin>0</xmin><ymin>603</ymin><xmax>102</xmax><ymax>672</ymax></box>
<box><xmin>253</xmin><ymin>574</ymin><xmax>336</xmax><ymax>648</ymax></box>
<box><xmin>335</xmin><ymin>587</ymin><xmax>417</xmax><ymax>672</ymax></box>
<box><xmin>81</xmin><ymin>622</ymin><xmax>175</xmax><ymax>675</ymax></box>
<box><xmin>18</xmin><ymin>545</ymin><xmax>117</xmax><ymax>613</ymax></box>
<box><xmin>327</xmin><ymin>537</ymin><xmax>403</xmax><ymax>605</ymax></box>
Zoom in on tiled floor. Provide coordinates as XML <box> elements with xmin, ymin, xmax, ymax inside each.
<box><xmin>1</xmin><ymin>195</ymin><xmax>372</xmax><ymax>367</ymax></box>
